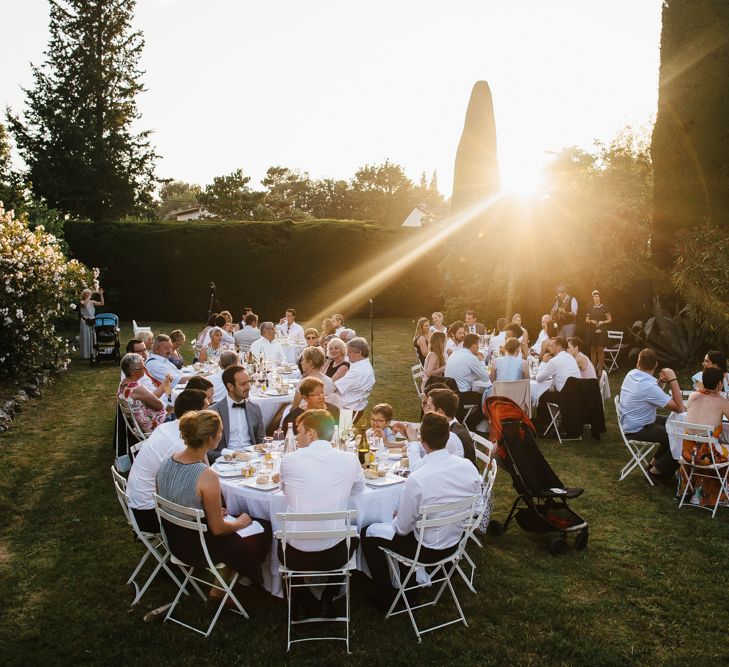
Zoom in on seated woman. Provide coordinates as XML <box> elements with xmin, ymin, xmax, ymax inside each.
<box><xmin>297</xmin><ymin>327</ymin><xmax>322</xmax><ymax>373</ymax></box>
<box><xmin>196</xmin><ymin>313</ymin><xmax>219</xmax><ymax>355</ymax></box>
<box><xmin>168</xmin><ymin>329</ymin><xmax>186</xmax><ymax>369</ymax></box>
<box><xmin>282</xmin><ymin>377</ymin><xmax>339</xmax><ymax>432</ymax></box>
<box><xmin>199</xmin><ymin>326</ymin><xmax>226</xmax><ymax>363</ymax></box>
<box><xmin>567</xmin><ymin>336</ymin><xmax>597</xmax><ymax>379</ymax></box>
<box><xmin>366</xmin><ymin>403</ymin><xmax>399</xmax><ymax>448</ymax></box>
<box><xmin>322</xmin><ymin>338</ymin><xmax>350</xmax><ymax>382</ymax></box>
<box><xmin>692</xmin><ymin>350</ymin><xmax>729</xmax><ymax>392</ymax></box>
<box><xmin>413</xmin><ymin>317</ymin><xmax>430</xmax><ymax>366</ymax></box>
<box><xmin>319</xmin><ymin>318</ymin><xmax>337</xmax><ymax>348</ymax></box>
<box><xmin>156</xmin><ymin>409</ymin><xmax>272</xmax><ymax>588</ymax></box>
<box><xmin>295</xmin><ymin>346</ymin><xmax>336</xmax><ymax>403</ymax></box>
<box><xmin>490</xmin><ymin>338</ymin><xmax>528</xmax><ymax>382</ymax></box>
<box><xmin>677</xmin><ymin>367</ymin><xmax>729</xmax><ymax>508</ymax></box>
<box><xmin>430</xmin><ymin>311</ymin><xmax>447</xmax><ymax>334</ymax></box>
<box><xmin>219</xmin><ymin>310</ymin><xmax>238</xmax><ymax>333</ymax></box>
<box><xmin>118</xmin><ymin>352</ymin><xmax>170</xmax><ymax>434</ymax></box>
<box><xmin>512</xmin><ymin>313</ymin><xmax>529</xmax><ymax>347</ymax></box>
<box><xmin>422</xmin><ymin>331</ymin><xmax>446</xmax><ymax>391</ymax></box>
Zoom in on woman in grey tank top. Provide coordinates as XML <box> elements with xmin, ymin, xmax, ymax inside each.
<box><xmin>156</xmin><ymin>410</ymin><xmax>271</xmax><ymax>585</ymax></box>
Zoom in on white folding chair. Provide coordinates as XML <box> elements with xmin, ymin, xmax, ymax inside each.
<box><xmin>456</xmin><ymin>458</ymin><xmax>498</xmax><ymax>593</ymax></box>
<box><xmin>471</xmin><ymin>433</ymin><xmax>496</xmax><ymax>472</ymax></box>
<box><xmin>543</xmin><ymin>402</ymin><xmax>581</xmax><ymax>444</ymax></box>
<box><xmin>275</xmin><ymin>510</ymin><xmax>358</xmax><ymax>652</ymax></box>
<box><xmin>118</xmin><ymin>397</ymin><xmax>147</xmax><ymax>443</ymax></box>
<box><xmin>132</xmin><ymin>319</ymin><xmax>152</xmax><ymax>338</ymax></box>
<box><xmin>411</xmin><ymin>364</ymin><xmax>424</xmax><ymax>400</ymax></box>
<box><xmin>598</xmin><ymin>370</ymin><xmax>611</xmax><ymax>402</ymax></box>
<box><xmin>666</xmin><ymin>421</ymin><xmax>729</xmax><ymax>518</ymax></box>
<box><xmin>380</xmin><ymin>495</ymin><xmax>478</xmax><ymax>642</ymax></box>
<box><xmin>110</xmin><ymin>467</ymin><xmax>182</xmax><ymax>606</ymax></box>
<box><xmin>154</xmin><ymin>494</ymin><xmax>249</xmax><ymax>637</ymax></box>
<box><xmin>614</xmin><ymin>395</ymin><xmax>661</xmax><ymax>486</ymax></box>
<box><xmin>604</xmin><ymin>330</ymin><xmax>623</xmax><ymax>373</ymax></box>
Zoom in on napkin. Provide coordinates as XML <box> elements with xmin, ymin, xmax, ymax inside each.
<box><xmin>224</xmin><ymin>516</ymin><xmax>266</xmax><ymax>538</ymax></box>
<box><xmin>365</xmin><ymin>522</ymin><xmax>396</xmax><ymax>540</ymax></box>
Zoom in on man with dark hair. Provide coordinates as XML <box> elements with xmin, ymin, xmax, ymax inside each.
<box><xmin>250</xmin><ymin>322</ymin><xmax>287</xmax><ymax>364</ymax></box>
<box><xmin>464</xmin><ymin>310</ymin><xmax>485</xmax><ymax>336</ymax></box>
<box><xmin>185</xmin><ymin>375</ymin><xmax>214</xmax><ymax>405</ymax></box>
<box><xmin>487</xmin><ymin>318</ymin><xmax>509</xmax><ymax>359</ymax></box>
<box><xmin>126</xmin><ymin>388</ymin><xmax>209</xmax><ymax>532</ymax></box>
<box><xmin>234</xmin><ymin>312</ymin><xmax>261</xmax><ymax>352</ymax></box>
<box><xmin>278</xmin><ymin>307</ymin><xmax>305</xmax><ymax>342</ymax></box>
<box><xmin>619</xmin><ymin>348</ymin><xmax>683</xmax><ymax>478</ymax></box>
<box><xmin>446</xmin><ymin>320</ymin><xmax>465</xmax><ymax>357</ymax></box>
<box><xmin>445</xmin><ymin>333</ymin><xmax>491</xmax><ymax>429</ymax></box>
<box><xmin>535</xmin><ymin>336</ymin><xmax>582</xmax><ymax>427</ymax></box>
<box><xmin>208</xmin><ymin>365</ymin><xmax>265</xmax><ymax>463</ymax></box>
<box><xmin>552</xmin><ymin>285</ymin><xmax>578</xmax><ymax>338</ymax></box>
<box><xmin>426</xmin><ymin>388</ymin><xmax>477</xmax><ymax>467</ymax></box>
<box><xmin>362</xmin><ymin>412</ymin><xmax>481</xmax><ymax>609</ymax></box>
<box><xmin>278</xmin><ymin>408</ymin><xmax>365</xmax><ymax>618</ymax></box>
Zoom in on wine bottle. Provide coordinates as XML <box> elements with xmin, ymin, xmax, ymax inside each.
<box><xmin>358</xmin><ymin>425</ymin><xmax>370</xmax><ymax>465</ymax></box>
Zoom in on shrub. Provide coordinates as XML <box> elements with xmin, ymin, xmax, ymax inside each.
<box><xmin>0</xmin><ymin>204</ymin><xmax>90</xmax><ymax>381</ymax></box>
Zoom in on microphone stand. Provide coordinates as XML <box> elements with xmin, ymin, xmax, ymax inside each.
<box><xmin>369</xmin><ymin>298</ymin><xmax>374</xmax><ymax>364</ymax></box>
<box><xmin>207</xmin><ymin>282</ymin><xmax>216</xmax><ymax>322</ymax></box>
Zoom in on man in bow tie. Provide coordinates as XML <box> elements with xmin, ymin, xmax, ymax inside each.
<box><xmin>208</xmin><ymin>365</ymin><xmax>265</xmax><ymax>463</ymax></box>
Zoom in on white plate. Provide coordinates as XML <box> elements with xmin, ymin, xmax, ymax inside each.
<box><xmin>213</xmin><ymin>460</ymin><xmax>246</xmax><ymax>470</ymax></box>
<box><xmin>239</xmin><ymin>477</ymin><xmax>280</xmax><ymax>491</ymax></box>
<box><xmin>387</xmin><ymin>452</ymin><xmax>403</xmax><ymax>460</ymax></box>
<box><xmin>365</xmin><ymin>474</ymin><xmax>406</xmax><ymax>487</ymax></box>
<box><xmin>215</xmin><ymin>467</ymin><xmax>246</xmax><ymax>478</ymax></box>
<box><xmin>263</xmin><ymin>388</ymin><xmax>290</xmax><ymax>397</ymax></box>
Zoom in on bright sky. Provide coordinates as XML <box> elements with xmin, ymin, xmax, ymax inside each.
<box><xmin>0</xmin><ymin>0</ymin><xmax>662</xmax><ymax>196</ymax></box>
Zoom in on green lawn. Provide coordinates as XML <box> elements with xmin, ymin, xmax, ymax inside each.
<box><xmin>1</xmin><ymin>318</ymin><xmax>727</xmax><ymax>666</ymax></box>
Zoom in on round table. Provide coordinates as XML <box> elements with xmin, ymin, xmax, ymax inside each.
<box><xmin>280</xmin><ymin>341</ymin><xmax>305</xmax><ymax>365</ymax></box>
<box><xmin>221</xmin><ymin>473</ymin><xmax>405</xmax><ymax>597</ymax></box>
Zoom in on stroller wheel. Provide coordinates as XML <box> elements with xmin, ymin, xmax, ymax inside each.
<box><xmin>487</xmin><ymin>520</ymin><xmax>503</xmax><ymax>536</ymax></box>
<box><xmin>548</xmin><ymin>536</ymin><xmax>567</xmax><ymax>556</ymax></box>
<box><xmin>575</xmin><ymin>529</ymin><xmax>589</xmax><ymax>551</ymax></box>
<box><xmin>89</xmin><ymin>355</ymin><xmax>95</xmax><ymax>367</ymax></box>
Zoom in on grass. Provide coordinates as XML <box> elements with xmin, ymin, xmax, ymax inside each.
<box><xmin>1</xmin><ymin>317</ymin><xmax>727</xmax><ymax>666</ymax></box>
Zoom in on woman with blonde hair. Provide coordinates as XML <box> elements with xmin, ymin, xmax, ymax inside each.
<box><xmin>511</xmin><ymin>313</ymin><xmax>529</xmax><ymax>347</ymax></box>
<box><xmin>320</xmin><ymin>318</ymin><xmax>337</xmax><ymax>347</ymax></box>
<box><xmin>78</xmin><ymin>286</ymin><xmax>104</xmax><ymax>359</ymax></box>
<box><xmin>168</xmin><ymin>329</ymin><xmax>186</xmax><ymax>369</ymax></box>
<box><xmin>322</xmin><ymin>337</ymin><xmax>350</xmax><ymax>382</ymax></box>
<box><xmin>413</xmin><ymin>317</ymin><xmax>430</xmax><ymax>366</ymax></box>
<box><xmin>422</xmin><ymin>331</ymin><xmax>447</xmax><ymax>391</ymax></box>
<box><xmin>430</xmin><ymin>311</ymin><xmax>447</xmax><ymax>334</ymax></box>
<box><xmin>156</xmin><ymin>409</ymin><xmax>271</xmax><ymax>587</ymax></box>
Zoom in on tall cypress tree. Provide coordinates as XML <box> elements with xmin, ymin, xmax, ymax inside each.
<box><xmin>7</xmin><ymin>0</ymin><xmax>158</xmax><ymax>221</ymax></box>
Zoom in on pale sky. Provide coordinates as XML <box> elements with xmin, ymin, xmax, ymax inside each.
<box><xmin>1</xmin><ymin>0</ymin><xmax>663</xmax><ymax>196</ymax></box>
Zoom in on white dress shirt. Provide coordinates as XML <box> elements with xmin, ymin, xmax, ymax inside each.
<box><xmin>393</xmin><ymin>449</ymin><xmax>481</xmax><ymax>549</ymax></box>
<box><xmin>210</xmin><ymin>370</ymin><xmax>227</xmax><ymax>403</ymax></box>
<box><xmin>530</xmin><ymin>329</ymin><xmax>549</xmax><ymax>355</ymax></box>
<box><xmin>447</xmin><ymin>418</ymin><xmax>465</xmax><ymax>458</ymax></box>
<box><xmin>445</xmin><ymin>339</ymin><xmax>462</xmax><ymax>357</ymax></box>
<box><xmin>535</xmin><ymin>350</ymin><xmax>581</xmax><ymax>391</ymax></box>
<box><xmin>233</xmin><ymin>326</ymin><xmax>261</xmax><ymax>351</ymax></box>
<box><xmin>279</xmin><ymin>440</ymin><xmax>365</xmax><ymax>551</ymax></box>
<box><xmin>226</xmin><ymin>395</ymin><xmax>252</xmax><ymax>450</ymax></box>
<box><xmin>487</xmin><ymin>331</ymin><xmax>506</xmax><ymax>358</ymax></box>
<box><xmin>127</xmin><ymin>421</ymin><xmax>185</xmax><ymax>510</ymax></box>
<box><xmin>145</xmin><ymin>353</ymin><xmax>182</xmax><ymax>387</ymax></box>
<box><xmin>278</xmin><ymin>321</ymin><xmax>305</xmax><ymax>342</ymax></box>
<box><xmin>334</xmin><ymin>358</ymin><xmax>376</xmax><ymax>411</ymax></box>
<box><xmin>249</xmin><ymin>337</ymin><xmax>287</xmax><ymax>364</ymax></box>
<box><xmin>444</xmin><ymin>348</ymin><xmax>491</xmax><ymax>393</ymax></box>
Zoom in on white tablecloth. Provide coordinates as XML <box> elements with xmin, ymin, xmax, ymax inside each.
<box><xmin>280</xmin><ymin>342</ymin><xmax>305</xmax><ymax>365</ymax></box>
<box><xmin>666</xmin><ymin>411</ymin><xmax>729</xmax><ymax>460</ymax></box>
<box><xmin>221</xmin><ymin>474</ymin><xmax>405</xmax><ymax>597</ymax></box>
<box><xmin>247</xmin><ymin>387</ymin><xmax>295</xmax><ymax>430</ymax></box>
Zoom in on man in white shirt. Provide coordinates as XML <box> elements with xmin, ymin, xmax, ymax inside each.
<box><xmin>334</xmin><ymin>337</ymin><xmax>375</xmax><ymax>415</ymax></box>
<box><xmin>209</xmin><ymin>350</ymin><xmax>238</xmax><ymax>403</ymax></box>
<box><xmin>145</xmin><ymin>334</ymin><xmax>193</xmax><ymax>389</ymax></box>
<box><xmin>278</xmin><ymin>408</ymin><xmax>365</xmax><ymax>618</ymax></box>
<box><xmin>530</xmin><ymin>314</ymin><xmax>557</xmax><ymax>358</ymax></box>
<box><xmin>249</xmin><ymin>322</ymin><xmax>287</xmax><ymax>364</ymax></box>
<box><xmin>535</xmin><ymin>336</ymin><xmax>582</xmax><ymax>427</ymax></box>
<box><xmin>445</xmin><ymin>321</ymin><xmax>465</xmax><ymax>357</ymax></box>
<box><xmin>362</xmin><ymin>412</ymin><xmax>481</xmax><ymax>609</ymax></box>
<box><xmin>619</xmin><ymin>348</ymin><xmax>683</xmax><ymax>477</ymax></box>
<box><xmin>233</xmin><ymin>313</ymin><xmax>261</xmax><ymax>353</ymax></box>
<box><xmin>332</xmin><ymin>313</ymin><xmax>346</xmax><ymax>337</ymax></box>
<box><xmin>486</xmin><ymin>318</ymin><xmax>508</xmax><ymax>360</ymax></box>
<box><xmin>426</xmin><ymin>388</ymin><xmax>477</xmax><ymax>466</ymax></box>
<box><xmin>277</xmin><ymin>308</ymin><xmax>305</xmax><ymax>342</ymax></box>
<box><xmin>126</xmin><ymin>388</ymin><xmax>209</xmax><ymax>532</ymax></box>
<box><xmin>208</xmin><ymin>365</ymin><xmax>265</xmax><ymax>463</ymax></box>
<box><xmin>444</xmin><ymin>334</ymin><xmax>491</xmax><ymax>429</ymax></box>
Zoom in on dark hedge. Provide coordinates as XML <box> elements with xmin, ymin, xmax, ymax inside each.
<box><xmin>64</xmin><ymin>219</ymin><xmax>443</xmax><ymax>322</ymax></box>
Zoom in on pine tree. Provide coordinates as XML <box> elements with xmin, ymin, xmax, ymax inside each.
<box><xmin>419</xmin><ymin>171</ymin><xmax>428</xmax><ymax>190</ymax></box>
<box><xmin>429</xmin><ymin>169</ymin><xmax>438</xmax><ymax>193</ymax></box>
<box><xmin>7</xmin><ymin>0</ymin><xmax>158</xmax><ymax>221</ymax></box>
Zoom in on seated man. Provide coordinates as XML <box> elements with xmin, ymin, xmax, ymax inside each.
<box><xmin>233</xmin><ymin>313</ymin><xmax>261</xmax><ymax>353</ymax></box>
<box><xmin>332</xmin><ymin>313</ymin><xmax>356</xmax><ymax>339</ymax></box>
<box><xmin>126</xmin><ymin>389</ymin><xmax>209</xmax><ymax>532</ymax></box>
<box><xmin>504</xmin><ymin>323</ymin><xmax>529</xmax><ymax>359</ymax></box>
<box><xmin>277</xmin><ymin>308</ymin><xmax>305</xmax><ymax>342</ymax></box>
<box><xmin>486</xmin><ymin>318</ymin><xmax>508</xmax><ymax>360</ymax></box>
<box><xmin>444</xmin><ymin>333</ymin><xmax>491</xmax><ymax>430</ymax></box>
<box><xmin>535</xmin><ymin>336</ymin><xmax>581</xmax><ymax>426</ymax></box>
<box><xmin>445</xmin><ymin>320</ymin><xmax>465</xmax><ymax>358</ymax></box>
<box><xmin>208</xmin><ymin>365</ymin><xmax>265</xmax><ymax>463</ymax></box>
<box><xmin>282</xmin><ymin>377</ymin><xmax>339</xmax><ymax>432</ymax></box>
<box><xmin>426</xmin><ymin>388</ymin><xmax>477</xmax><ymax>466</ymax></box>
<box><xmin>278</xmin><ymin>408</ymin><xmax>365</xmax><ymax>618</ymax></box>
<box><xmin>361</xmin><ymin>413</ymin><xmax>481</xmax><ymax>610</ymax></box>
<box><xmin>530</xmin><ymin>315</ymin><xmax>558</xmax><ymax>359</ymax></box>
<box><xmin>185</xmin><ymin>375</ymin><xmax>214</xmax><ymax>405</ymax></box>
<box><xmin>333</xmin><ymin>337</ymin><xmax>375</xmax><ymax>418</ymax></box>
<box><xmin>464</xmin><ymin>310</ymin><xmax>485</xmax><ymax>336</ymax></box>
<box><xmin>249</xmin><ymin>321</ymin><xmax>287</xmax><ymax>364</ymax></box>
<box><xmin>145</xmin><ymin>334</ymin><xmax>193</xmax><ymax>389</ymax></box>
<box><xmin>209</xmin><ymin>350</ymin><xmax>239</xmax><ymax>402</ymax></box>
<box><xmin>619</xmin><ymin>348</ymin><xmax>683</xmax><ymax>477</ymax></box>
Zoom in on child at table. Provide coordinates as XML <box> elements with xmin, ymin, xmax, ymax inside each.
<box><xmin>366</xmin><ymin>403</ymin><xmax>400</xmax><ymax>449</ymax></box>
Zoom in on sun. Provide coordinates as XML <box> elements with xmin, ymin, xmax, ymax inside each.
<box><xmin>500</xmin><ymin>162</ymin><xmax>546</xmax><ymax>198</ymax></box>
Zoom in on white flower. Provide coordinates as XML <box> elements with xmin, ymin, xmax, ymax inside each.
<box><xmin>70</xmin><ymin>303</ymin><xmax>77</xmax><ymax>310</ymax></box>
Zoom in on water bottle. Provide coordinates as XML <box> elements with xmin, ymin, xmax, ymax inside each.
<box><xmin>284</xmin><ymin>423</ymin><xmax>297</xmax><ymax>455</ymax></box>
<box><xmin>331</xmin><ymin>425</ymin><xmax>340</xmax><ymax>449</ymax></box>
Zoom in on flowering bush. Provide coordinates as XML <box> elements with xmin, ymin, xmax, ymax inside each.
<box><xmin>0</xmin><ymin>202</ymin><xmax>90</xmax><ymax>381</ymax></box>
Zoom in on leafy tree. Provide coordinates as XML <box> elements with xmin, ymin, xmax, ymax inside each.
<box><xmin>7</xmin><ymin>0</ymin><xmax>159</xmax><ymax>221</ymax></box>
<box><xmin>261</xmin><ymin>166</ymin><xmax>313</xmax><ymax>220</ymax></box>
<box><xmin>197</xmin><ymin>169</ymin><xmax>263</xmax><ymax>220</ymax></box>
<box><xmin>308</xmin><ymin>178</ymin><xmax>355</xmax><ymax>219</ymax></box>
<box><xmin>351</xmin><ymin>160</ymin><xmax>415</xmax><ymax>226</ymax></box>
<box><xmin>157</xmin><ymin>180</ymin><xmax>201</xmax><ymax>220</ymax></box>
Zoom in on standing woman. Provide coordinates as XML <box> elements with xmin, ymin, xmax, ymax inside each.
<box><xmin>430</xmin><ymin>312</ymin><xmax>447</xmax><ymax>334</ymax></box>
<box><xmin>413</xmin><ymin>317</ymin><xmax>430</xmax><ymax>366</ymax></box>
<box><xmin>79</xmin><ymin>287</ymin><xmax>104</xmax><ymax>359</ymax></box>
<box><xmin>422</xmin><ymin>331</ymin><xmax>447</xmax><ymax>391</ymax></box>
<box><xmin>584</xmin><ymin>289</ymin><xmax>612</xmax><ymax>376</ymax></box>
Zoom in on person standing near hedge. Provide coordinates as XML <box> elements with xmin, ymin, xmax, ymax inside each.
<box><xmin>584</xmin><ymin>289</ymin><xmax>612</xmax><ymax>377</ymax></box>
<box><xmin>79</xmin><ymin>287</ymin><xmax>104</xmax><ymax>359</ymax></box>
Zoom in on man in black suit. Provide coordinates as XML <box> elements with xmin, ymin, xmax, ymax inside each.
<box><xmin>464</xmin><ymin>310</ymin><xmax>486</xmax><ymax>336</ymax></box>
<box><xmin>426</xmin><ymin>388</ymin><xmax>477</xmax><ymax>468</ymax></box>
<box><xmin>208</xmin><ymin>365</ymin><xmax>265</xmax><ymax>463</ymax></box>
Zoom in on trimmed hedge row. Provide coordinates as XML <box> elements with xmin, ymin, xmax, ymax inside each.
<box><xmin>64</xmin><ymin>219</ymin><xmax>444</xmax><ymax>322</ymax></box>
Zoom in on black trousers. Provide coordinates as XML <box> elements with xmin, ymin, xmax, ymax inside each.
<box><xmin>626</xmin><ymin>415</ymin><xmax>676</xmax><ymax>475</ymax></box>
<box><xmin>362</xmin><ymin>527</ymin><xmax>459</xmax><ymax>605</ymax></box>
<box><xmin>277</xmin><ymin>538</ymin><xmax>359</xmax><ymax>604</ymax></box>
<box><xmin>131</xmin><ymin>507</ymin><xmax>160</xmax><ymax>534</ymax></box>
